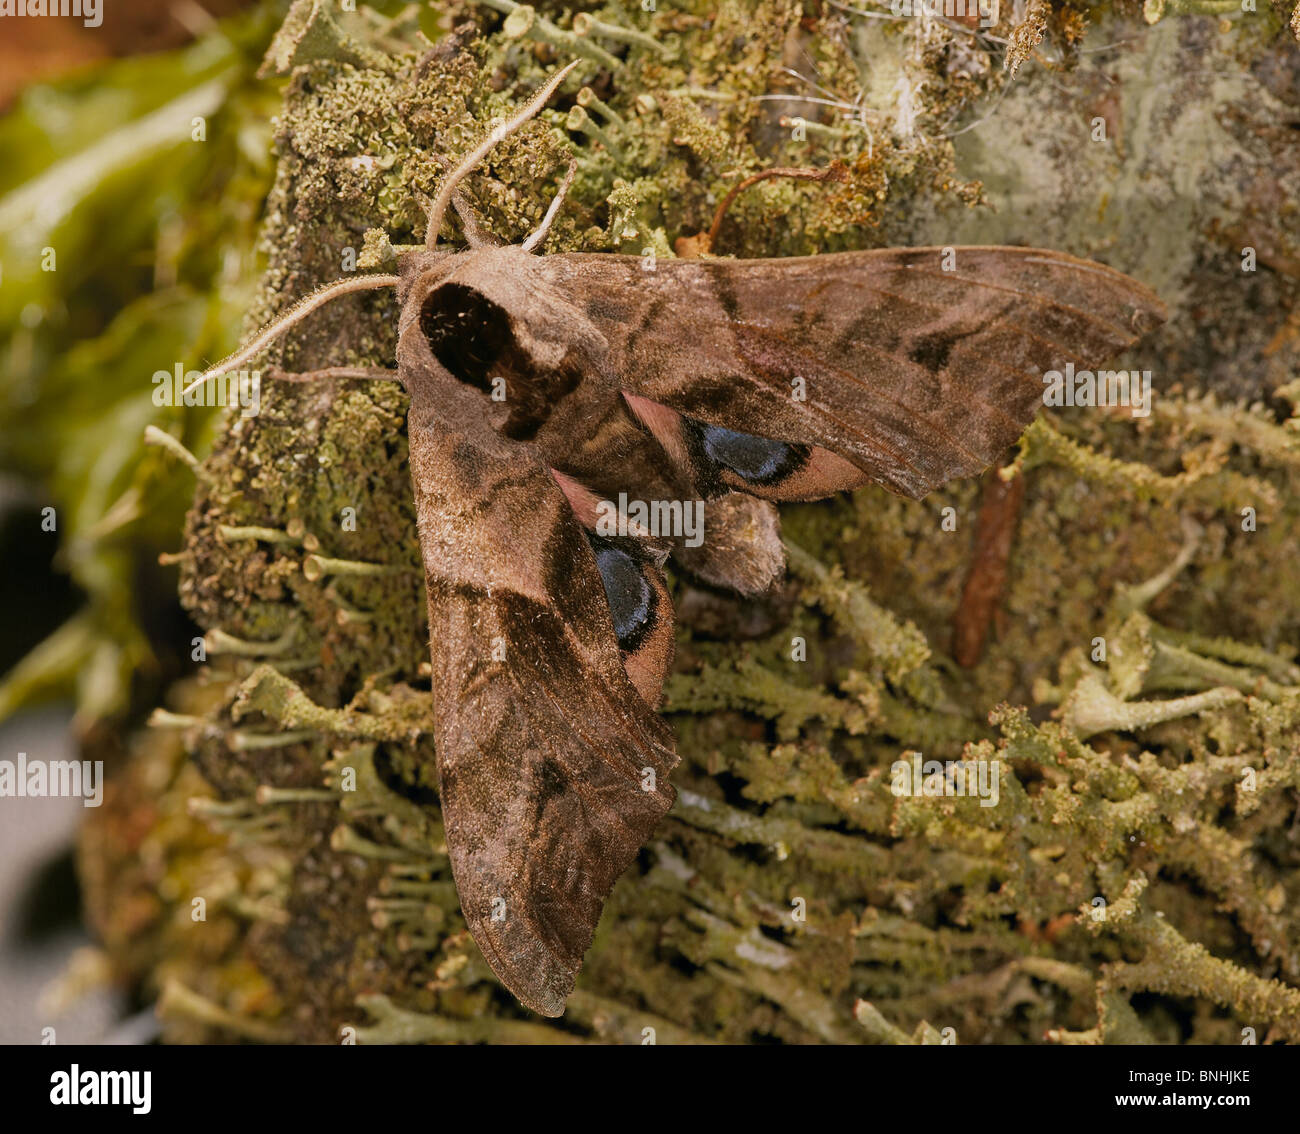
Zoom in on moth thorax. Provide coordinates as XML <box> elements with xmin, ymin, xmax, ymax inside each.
<box><xmin>418</xmin><ymin>282</ymin><xmax>578</xmax><ymax>442</ymax></box>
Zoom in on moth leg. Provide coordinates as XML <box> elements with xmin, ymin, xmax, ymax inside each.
<box><xmin>265</xmin><ymin>366</ymin><xmax>398</xmax><ymax>384</ymax></box>
<box><xmin>520</xmin><ymin>159</ymin><xmax>577</xmax><ymax>253</ymax></box>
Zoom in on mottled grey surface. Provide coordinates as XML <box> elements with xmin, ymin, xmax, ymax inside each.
<box><xmin>889</xmin><ymin>17</ymin><xmax>1299</xmax><ymax>405</ymax></box>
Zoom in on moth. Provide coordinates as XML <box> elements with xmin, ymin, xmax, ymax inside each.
<box><xmin>190</xmin><ymin>61</ymin><xmax>1166</xmax><ymax>1017</ymax></box>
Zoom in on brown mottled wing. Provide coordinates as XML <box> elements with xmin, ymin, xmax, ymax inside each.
<box><xmin>540</xmin><ymin>246</ymin><xmax>1167</xmax><ymax>499</ymax></box>
<box><xmin>406</xmin><ymin>406</ymin><xmax>677</xmax><ymax>1017</ymax></box>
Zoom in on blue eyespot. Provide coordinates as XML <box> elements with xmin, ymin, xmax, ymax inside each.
<box><xmin>594</xmin><ymin>545</ymin><xmax>653</xmax><ymax>650</ymax></box>
<box><xmin>700</xmin><ymin>425</ymin><xmax>798</xmax><ymax>482</ymax></box>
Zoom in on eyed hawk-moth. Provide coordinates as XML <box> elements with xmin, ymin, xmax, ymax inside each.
<box><xmin>188</xmin><ymin>60</ymin><xmax>1166</xmax><ymax>1017</ymax></box>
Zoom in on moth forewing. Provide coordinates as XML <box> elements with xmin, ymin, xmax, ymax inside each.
<box><xmin>528</xmin><ymin>246</ymin><xmax>1167</xmax><ymax>502</ymax></box>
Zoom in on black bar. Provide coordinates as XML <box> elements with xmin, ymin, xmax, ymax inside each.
<box><xmin>0</xmin><ymin>1041</ymin><xmax>1290</xmax><ymax>1122</ymax></box>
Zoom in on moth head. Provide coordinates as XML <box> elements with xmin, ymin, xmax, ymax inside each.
<box><xmin>396</xmin><ymin>246</ymin><xmax>604</xmax><ymax>440</ymax></box>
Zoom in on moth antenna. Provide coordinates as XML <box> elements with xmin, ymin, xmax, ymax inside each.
<box><xmin>183</xmin><ymin>274</ymin><xmax>399</xmax><ymax>397</ymax></box>
<box><xmin>451</xmin><ymin>192</ymin><xmax>499</xmax><ymax>249</ymax></box>
<box><xmin>520</xmin><ymin>159</ymin><xmax>577</xmax><ymax>254</ymax></box>
<box><xmin>424</xmin><ymin>60</ymin><xmax>582</xmax><ymax>252</ymax></box>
